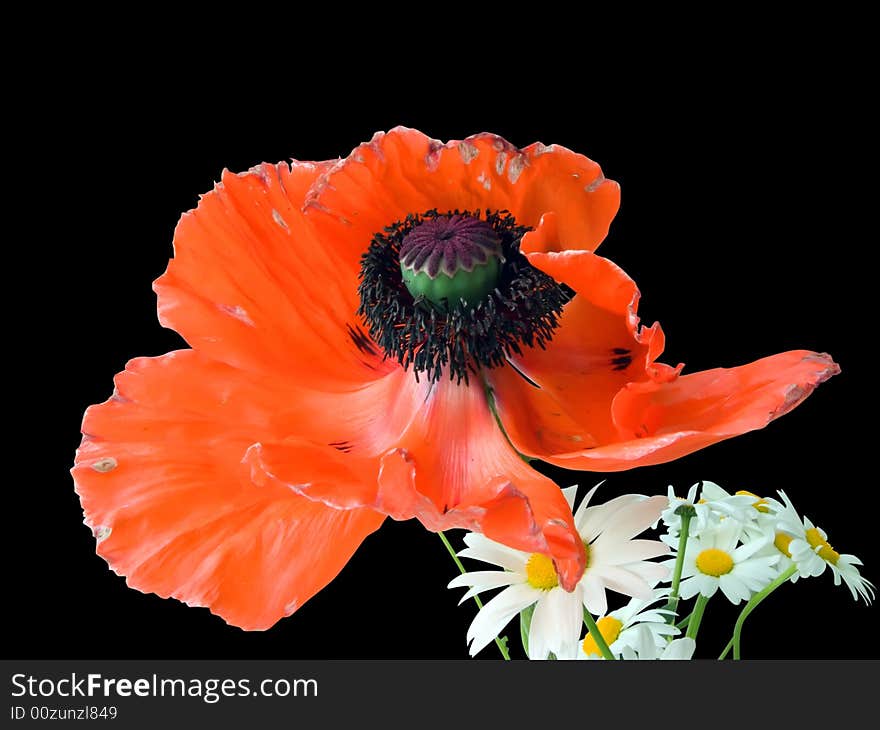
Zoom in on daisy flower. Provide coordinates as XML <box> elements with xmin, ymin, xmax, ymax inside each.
<box><xmin>676</xmin><ymin>520</ymin><xmax>779</xmax><ymax>604</ymax></box>
<box><xmin>773</xmin><ymin>492</ymin><xmax>874</xmax><ymax>603</ymax></box>
<box><xmin>72</xmin><ymin>127</ymin><xmax>838</xmax><ymax>629</ymax></box>
<box><xmin>579</xmin><ymin>591</ymin><xmax>679</xmax><ymax>659</ymax></box>
<box><xmin>660</xmin><ymin>481</ymin><xmax>762</xmax><ymax>541</ymax></box>
<box><xmin>574</xmin><ymin>485</ymin><xmax>670</xmax><ymax>615</ymax></box>
<box><xmin>658</xmin><ymin>483</ymin><xmax>715</xmax><ymax>538</ymax></box>
<box><xmin>450</xmin><ymin>485</ymin><xmax>669</xmax><ymax>658</ymax></box>
<box><xmin>699</xmin><ymin>481</ymin><xmax>772</xmax><ymax>525</ymax></box>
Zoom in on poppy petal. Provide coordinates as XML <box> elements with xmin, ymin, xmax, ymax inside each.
<box><xmin>250</xmin><ymin>377</ymin><xmax>587</xmax><ymax>589</ymax></box>
<box><xmin>490</xmin><ymin>249</ymin><xmax>675</xmax><ymax>455</ymax></box>
<box><xmin>381</xmin><ymin>379</ymin><xmax>588</xmax><ymax>589</ymax></box>
<box><xmin>154</xmin><ymin>160</ymin><xmax>391</xmax><ymax>386</ymax></box>
<box><xmin>492</xmin><ymin>250</ymin><xmax>838</xmax><ymax>470</ymax></box>
<box><xmin>258</xmin><ymin>367</ymin><xmax>427</xmax><ymax>459</ymax></box>
<box><xmin>72</xmin><ymin>350</ymin><xmax>384</xmax><ymax>630</ymax></box>
<box><xmin>592</xmin><ymin>350</ymin><xmax>840</xmax><ymax>469</ymax></box>
<box><xmin>553</xmin><ymin>350</ymin><xmax>839</xmax><ymax>471</ymax></box>
<box><xmin>304</xmin><ymin>127</ymin><xmax>619</xmax><ymax>264</ymax></box>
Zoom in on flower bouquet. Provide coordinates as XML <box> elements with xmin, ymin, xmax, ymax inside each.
<box><xmin>72</xmin><ymin>129</ymin><xmax>869</xmax><ymax>659</ymax></box>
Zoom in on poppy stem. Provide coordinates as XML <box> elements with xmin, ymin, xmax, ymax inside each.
<box><xmin>664</xmin><ymin>507</ymin><xmax>695</xmax><ymax>625</ymax></box>
<box><xmin>582</xmin><ymin>608</ymin><xmax>616</xmax><ymax>660</ymax></box>
<box><xmin>719</xmin><ymin>565</ymin><xmax>797</xmax><ymax>660</ymax></box>
<box><xmin>438</xmin><ymin>530</ymin><xmax>511</xmax><ymax>660</ymax></box>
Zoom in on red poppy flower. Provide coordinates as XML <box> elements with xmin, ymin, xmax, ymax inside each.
<box><xmin>72</xmin><ymin>128</ymin><xmax>838</xmax><ymax>631</ymax></box>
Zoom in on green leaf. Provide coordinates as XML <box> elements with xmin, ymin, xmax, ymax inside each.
<box><xmin>520</xmin><ymin>604</ymin><xmax>536</xmax><ymax>658</ymax></box>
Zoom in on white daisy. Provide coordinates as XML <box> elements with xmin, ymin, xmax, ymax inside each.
<box><xmin>676</xmin><ymin>520</ymin><xmax>779</xmax><ymax>604</ymax></box>
<box><xmin>449</xmin><ymin>484</ymin><xmax>670</xmax><ymax>659</ymax></box>
<box><xmin>699</xmin><ymin>481</ymin><xmax>772</xmax><ymax>526</ymax></box>
<box><xmin>578</xmin><ymin>591</ymin><xmax>679</xmax><ymax>659</ymax></box>
<box><xmin>618</xmin><ymin>625</ymin><xmax>696</xmax><ymax>660</ymax></box>
<box><xmin>773</xmin><ymin>491</ymin><xmax>874</xmax><ymax>603</ymax></box>
<box><xmin>574</xmin><ymin>484</ymin><xmax>670</xmax><ymax>616</ymax></box>
<box><xmin>658</xmin><ymin>483</ymin><xmax>715</xmax><ymax>537</ymax></box>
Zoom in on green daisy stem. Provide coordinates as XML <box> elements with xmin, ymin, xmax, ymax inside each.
<box><xmin>719</xmin><ymin>564</ymin><xmax>797</xmax><ymax>660</ymax></box>
<box><xmin>675</xmin><ymin>613</ymin><xmax>692</xmax><ymax>631</ymax></box>
<box><xmin>665</xmin><ymin>508</ymin><xmax>695</xmax><ymax>624</ymax></box>
<box><xmin>438</xmin><ymin>531</ymin><xmax>511</xmax><ymax>660</ymax></box>
<box><xmin>685</xmin><ymin>594</ymin><xmax>710</xmax><ymax>641</ymax></box>
<box><xmin>583</xmin><ymin>608</ymin><xmax>616</xmax><ymax>660</ymax></box>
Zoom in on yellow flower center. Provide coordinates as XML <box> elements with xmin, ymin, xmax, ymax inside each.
<box><xmin>735</xmin><ymin>490</ymin><xmax>770</xmax><ymax>513</ymax></box>
<box><xmin>526</xmin><ymin>553</ymin><xmax>559</xmax><ymax>590</ymax></box>
<box><xmin>582</xmin><ymin>616</ymin><xmax>624</xmax><ymax>657</ymax></box>
<box><xmin>774</xmin><ymin>532</ymin><xmax>793</xmax><ymax>557</ymax></box>
<box><xmin>695</xmin><ymin>548</ymin><xmax>734</xmax><ymax>577</ymax></box>
<box><xmin>525</xmin><ymin>542</ymin><xmax>591</xmax><ymax>591</ymax></box>
<box><xmin>805</xmin><ymin>527</ymin><xmax>840</xmax><ymax>565</ymax></box>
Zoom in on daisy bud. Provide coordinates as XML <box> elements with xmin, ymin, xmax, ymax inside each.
<box><xmin>674</xmin><ymin>503</ymin><xmax>697</xmax><ymax>519</ymax></box>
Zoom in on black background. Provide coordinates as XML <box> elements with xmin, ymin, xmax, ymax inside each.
<box><xmin>11</xmin><ymin>37</ymin><xmax>876</xmax><ymax>660</ymax></box>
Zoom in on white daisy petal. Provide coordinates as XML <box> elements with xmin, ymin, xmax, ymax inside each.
<box><xmin>833</xmin><ymin>563</ymin><xmax>875</xmax><ymax>603</ymax></box>
<box><xmin>578</xmin><ymin>493</ymin><xmax>640</xmax><ymax>539</ymax></box>
<box><xmin>710</xmin><ymin>520</ymin><xmax>742</xmax><ymax>552</ymax></box>
<box><xmin>598</xmin><ymin>538</ymin><xmax>671</xmax><ymax>565</ymax></box>
<box><xmin>527</xmin><ymin>598</ymin><xmax>553</xmax><ymax>661</ymax></box>
<box><xmin>699</xmin><ymin>481</ymin><xmax>729</xmax><ymax>501</ymax></box>
<box><xmin>718</xmin><ymin>575</ymin><xmax>748</xmax><ymax>604</ymax></box>
<box><xmin>573</xmin><ymin>482</ymin><xmax>604</xmax><ymax>531</ymax></box>
<box><xmin>719</xmin><ymin>573</ymin><xmax>750</xmax><ymax>604</ymax></box>
<box><xmin>594</xmin><ymin>496</ymin><xmax>667</xmax><ymax>544</ymax></box>
<box><xmin>591</xmin><ymin>565</ymin><xmax>653</xmax><ymax>600</ymax></box>
<box><xmin>581</xmin><ymin>574</ymin><xmax>608</xmax><ymax>615</ymax></box>
<box><xmin>552</xmin><ymin>586</ymin><xmax>585</xmax><ymax>659</ymax></box>
<box><xmin>448</xmin><ymin>570</ymin><xmax>520</xmax><ymax>590</ymax></box>
<box><xmin>631</xmin><ymin>609</ymin><xmax>673</xmax><ymax>624</ymax></box>
<box><xmin>836</xmin><ymin>570</ymin><xmax>858</xmax><ymax>600</ymax></box>
<box><xmin>459</xmin><ymin>533</ymin><xmax>528</xmax><ymax>571</ymax></box>
<box><xmin>662</xmin><ymin>638</ymin><xmax>697</xmax><ymax>660</ymax></box>
<box><xmin>561</xmin><ymin>485</ymin><xmax>579</xmax><ymax>511</ymax></box>
<box><xmin>696</xmin><ymin>574</ymin><xmax>720</xmax><ymax>598</ymax></box>
<box><xmin>529</xmin><ymin>586</ymin><xmax>582</xmax><ymax>659</ymax></box>
<box><xmin>466</xmin><ymin>583</ymin><xmax>538</xmax><ymax>657</ymax></box>
<box><xmin>790</xmin><ymin>541</ymin><xmax>826</xmax><ymax>577</ymax></box>
<box><xmin>678</xmin><ymin>575</ymin><xmax>702</xmax><ymax>601</ymax></box>
<box><xmin>448</xmin><ymin>571</ymin><xmax>526</xmax><ymax>604</ymax></box>
<box><xmin>616</xmin><ymin>628</ymin><xmax>695</xmax><ymax>660</ymax></box>
<box><xmin>645</xmin><ymin>623</ymin><xmax>679</xmax><ymax>637</ymax></box>
<box><xmin>625</xmin><ymin>561</ymin><xmax>670</xmax><ymax>586</ymax></box>
<box><xmin>628</xmin><ymin>625</ymin><xmax>662</xmax><ymax>659</ymax></box>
